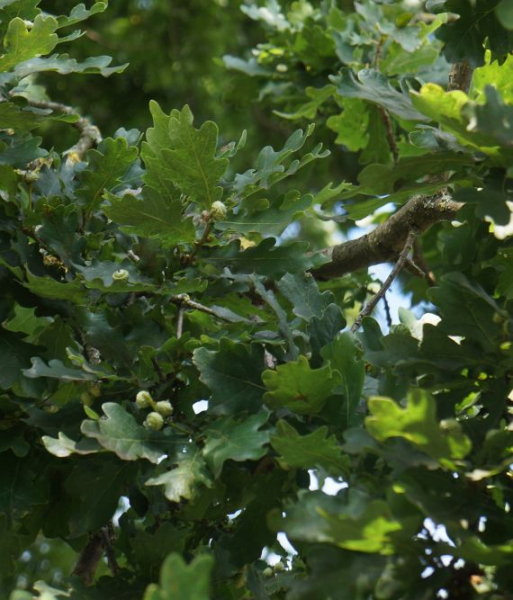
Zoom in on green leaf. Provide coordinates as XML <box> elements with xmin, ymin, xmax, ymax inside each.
<box><xmin>464</xmin><ymin>86</ymin><xmax>513</xmax><ymax>152</ymax></box>
<box><xmin>354</xmin><ymin>152</ymin><xmax>474</xmax><ymax>197</ymax></box>
<box><xmin>455</xmin><ymin>185</ymin><xmax>511</xmax><ymax>226</ymax></box>
<box><xmin>0</xmin><ymin>328</ymin><xmax>36</xmax><ymax>388</ymax></box>
<box><xmin>22</xmin><ymin>271</ymin><xmax>86</xmax><ymax>303</ymax></box>
<box><xmin>0</xmin><ymin>101</ymin><xmax>42</xmax><ymax>131</ymax></box>
<box><xmin>271</xmin><ymin>420</ymin><xmax>350</xmax><ymax>476</ymax></box>
<box><xmin>142</xmin><ymin>103</ymin><xmax>228</xmax><ymax>208</ymax></box>
<box><xmin>202</xmin><ymin>411</ymin><xmax>270</xmax><ymax>477</ymax></box>
<box><xmin>497</xmin><ymin>0</ymin><xmax>513</xmax><ymax>29</ymax></box>
<box><xmin>429</xmin><ymin>272</ymin><xmax>502</xmax><ymax>351</ymax></box>
<box><xmin>410</xmin><ymin>84</ymin><xmax>511</xmax><ymax>158</ymax></box>
<box><xmin>143</xmin><ymin>553</ymin><xmax>214</xmax><ymax>600</ymax></box>
<box><xmin>81</xmin><ymin>402</ymin><xmax>185</xmax><ymax>463</ymax></box>
<box><xmin>0</xmin><ymin>453</ymin><xmax>48</xmax><ymax>517</ymax></box>
<box><xmin>36</xmin><ymin>204</ymin><xmax>84</xmax><ymax>266</ymax></box>
<box><xmin>277</xmin><ymin>272</ymin><xmax>334</xmax><ymax>320</ymax></box>
<box><xmin>64</xmin><ymin>459</ymin><xmax>134</xmax><ymax>537</ymax></box>
<box><xmin>331</xmin><ymin>68</ymin><xmax>427</xmax><ymax>122</ymax></box>
<box><xmin>382</xmin><ymin>42</ymin><xmax>439</xmax><ymax>76</ymax></box>
<box><xmin>308</xmin><ymin>303</ymin><xmax>347</xmax><ymax>367</ymax></box>
<box><xmin>193</xmin><ymin>339</ymin><xmax>266</xmax><ymax>415</ymax></box>
<box><xmin>233</xmin><ymin>124</ymin><xmax>323</xmax><ymax>194</ymax></box>
<box><xmin>23</xmin><ymin>357</ymin><xmax>98</xmax><ymax>381</ymax></box>
<box><xmin>205</xmin><ymin>238</ymin><xmax>328</xmax><ymax>278</ymax></box>
<box><xmin>321</xmin><ymin>333</ymin><xmax>365</xmax><ymax>428</ymax></box>
<box><xmin>365</xmin><ymin>389</ymin><xmax>472</xmax><ymax>466</ymax></box>
<box><xmin>0</xmin><ymin>15</ymin><xmax>58</xmax><ymax>72</ymax></box>
<box><xmin>104</xmin><ymin>186</ymin><xmax>195</xmax><ymax>247</ymax></box>
<box><xmin>327</xmin><ymin>97</ymin><xmax>369</xmax><ymax>151</ymax></box>
<box><xmin>11</xmin><ymin>54</ymin><xmax>127</xmax><ymax>81</ymax></box>
<box><xmin>145</xmin><ymin>449</ymin><xmax>212</xmax><ymax>502</ymax></box>
<box><xmin>472</xmin><ymin>53</ymin><xmax>513</xmax><ymax>104</ymax></box>
<box><xmin>431</xmin><ymin>0</ymin><xmax>513</xmax><ymax>66</ymax></box>
<box><xmin>132</xmin><ymin>523</ymin><xmax>188</xmax><ymax>579</ymax></box>
<box><xmin>262</xmin><ymin>355</ymin><xmax>335</xmax><ymax>415</ymax></box>
<box><xmin>57</xmin><ymin>2</ymin><xmax>107</xmax><ymax>28</ymax></box>
<box><xmin>78</xmin><ymin>137</ymin><xmax>138</xmax><ymax>214</ymax></box>
<box><xmin>215</xmin><ymin>190</ymin><xmax>312</xmax><ymax>237</ymax></box>
<box><xmin>271</xmin><ymin>491</ymin><xmax>402</xmax><ymax>554</ymax></box>
<box><xmin>42</xmin><ymin>432</ymin><xmax>101</xmax><ymax>457</ymax></box>
<box><xmin>274</xmin><ymin>84</ymin><xmax>335</xmax><ymax>120</ymax></box>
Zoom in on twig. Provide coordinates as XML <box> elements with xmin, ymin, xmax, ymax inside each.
<box><xmin>412</xmin><ymin>239</ymin><xmax>436</xmax><ymax>286</ymax></box>
<box><xmin>186</xmin><ymin>215</ymin><xmax>212</xmax><ymax>264</ymax></box>
<box><xmin>170</xmin><ymin>294</ymin><xmax>233</xmax><ymax>322</ymax></box>
<box><xmin>403</xmin><ymin>257</ymin><xmax>426</xmax><ymax>279</ymax></box>
<box><xmin>378</xmin><ymin>106</ymin><xmax>399</xmax><ymax>163</ymax></box>
<box><xmin>447</xmin><ymin>60</ymin><xmax>473</xmax><ymax>93</ymax></box>
<box><xmin>312</xmin><ymin>61</ymin><xmax>472</xmax><ymax>282</ymax></box>
<box><xmin>23</xmin><ymin>98</ymin><xmax>102</xmax><ymax>160</ymax></box>
<box><xmin>313</xmin><ymin>189</ymin><xmax>461</xmax><ymax>280</ymax></box>
<box><xmin>351</xmin><ymin>229</ymin><xmax>417</xmax><ymax>332</ymax></box>
<box><xmin>383</xmin><ymin>293</ymin><xmax>392</xmax><ymax>328</ymax></box>
<box><xmin>72</xmin><ymin>531</ymin><xmax>104</xmax><ymax>585</ymax></box>
<box><xmin>373</xmin><ymin>37</ymin><xmax>383</xmax><ymax>69</ymax></box>
<box><xmin>151</xmin><ymin>357</ymin><xmax>165</xmax><ymax>383</ymax></box>
<box><xmin>176</xmin><ymin>306</ymin><xmax>185</xmax><ymax>339</ymax></box>
<box><xmin>100</xmin><ymin>523</ymin><xmax>120</xmax><ymax>577</ymax></box>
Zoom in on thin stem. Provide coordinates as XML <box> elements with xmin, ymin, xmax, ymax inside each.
<box><xmin>100</xmin><ymin>524</ymin><xmax>119</xmax><ymax>577</ymax></box>
<box><xmin>378</xmin><ymin>106</ymin><xmax>399</xmax><ymax>164</ymax></box>
<box><xmin>383</xmin><ymin>293</ymin><xmax>392</xmax><ymax>329</ymax></box>
<box><xmin>186</xmin><ymin>216</ymin><xmax>212</xmax><ymax>264</ymax></box>
<box><xmin>151</xmin><ymin>357</ymin><xmax>165</xmax><ymax>384</ymax></box>
<box><xmin>413</xmin><ymin>239</ymin><xmax>436</xmax><ymax>286</ymax></box>
<box><xmin>170</xmin><ymin>293</ymin><xmax>234</xmax><ymax>322</ymax></box>
<box><xmin>176</xmin><ymin>306</ymin><xmax>185</xmax><ymax>339</ymax></box>
<box><xmin>351</xmin><ymin>229</ymin><xmax>418</xmax><ymax>332</ymax></box>
<box><xmin>22</xmin><ymin>98</ymin><xmax>102</xmax><ymax>160</ymax></box>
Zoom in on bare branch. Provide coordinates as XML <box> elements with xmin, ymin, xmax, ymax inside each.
<box><xmin>176</xmin><ymin>306</ymin><xmax>185</xmax><ymax>339</ymax></box>
<box><xmin>24</xmin><ymin>99</ymin><xmax>101</xmax><ymax>160</ymax></box>
<box><xmin>378</xmin><ymin>106</ymin><xmax>399</xmax><ymax>163</ymax></box>
<box><xmin>447</xmin><ymin>60</ymin><xmax>473</xmax><ymax>93</ymax></box>
<box><xmin>351</xmin><ymin>229</ymin><xmax>418</xmax><ymax>332</ymax></box>
<box><xmin>170</xmin><ymin>293</ymin><xmax>234</xmax><ymax>322</ymax></box>
<box><xmin>72</xmin><ymin>531</ymin><xmax>104</xmax><ymax>585</ymax></box>
<box><xmin>313</xmin><ymin>189</ymin><xmax>462</xmax><ymax>280</ymax></box>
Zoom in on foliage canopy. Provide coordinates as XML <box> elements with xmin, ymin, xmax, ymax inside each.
<box><xmin>1</xmin><ymin>1</ymin><xmax>513</xmax><ymax>599</ymax></box>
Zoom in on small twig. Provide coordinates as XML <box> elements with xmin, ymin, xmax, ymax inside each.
<box><xmin>151</xmin><ymin>357</ymin><xmax>165</xmax><ymax>383</ymax></box>
<box><xmin>378</xmin><ymin>106</ymin><xmax>399</xmax><ymax>164</ymax></box>
<box><xmin>72</xmin><ymin>532</ymin><xmax>104</xmax><ymax>586</ymax></box>
<box><xmin>176</xmin><ymin>306</ymin><xmax>185</xmax><ymax>339</ymax></box>
<box><xmin>383</xmin><ymin>293</ymin><xmax>392</xmax><ymax>329</ymax></box>
<box><xmin>186</xmin><ymin>215</ymin><xmax>212</xmax><ymax>264</ymax></box>
<box><xmin>447</xmin><ymin>60</ymin><xmax>473</xmax><ymax>93</ymax></box>
<box><xmin>23</xmin><ymin>98</ymin><xmax>102</xmax><ymax>160</ymax></box>
<box><xmin>170</xmin><ymin>294</ymin><xmax>233</xmax><ymax>322</ymax></box>
<box><xmin>403</xmin><ymin>257</ymin><xmax>426</xmax><ymax>279</ymax></box>
<box><xmin>412</xmin><ymin>239</ymin><xmax>436</xmax><ymax>286</ymax></box>
<box><xmin>351</xmin><ymin>229</ymin><xmax>418</xmax><ymax>332</ymax></box>
<box><xmin>373</xmin><ymin>37</ymin><xmax>383</xmax><ymax>69</ymax></box>
<box><xmin>100</xmin><ymin>523</ymin><xmax>120</xmax><ymax>577</ymax></box>
<box><xmin>264</xmin><ymin>349</ymin><xmax>276</xmax><ymax>370</ymax></box>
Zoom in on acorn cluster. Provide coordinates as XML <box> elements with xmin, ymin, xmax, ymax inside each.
<box><xmin>135</xmin><ymin>390</ymin><xmax>174</xmax><ymax>430</ymax></box>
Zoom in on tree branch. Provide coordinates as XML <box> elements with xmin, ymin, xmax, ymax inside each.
<box><xmin>351</xmin><ymin>228</ymin><xmax>417</xmax><ymax>332</ymax></box>
<box><xmin>312</xmin><ymin>61</ymin><xmax>472</xmax><ymax>282</ymax></box>
<box><xmin>25</xmin><ymin>99</ymin><xmax>102</xmax><ymax>160</ymax></box>
<box><xmin>312</xmin><ymin>190</ymin><xmax>462</xmax><ymax>280</ymax></box>
<box><xmin>447</xmin><ymin>60</ymin><xmax>473</xmax><ymax>93</ymax></box>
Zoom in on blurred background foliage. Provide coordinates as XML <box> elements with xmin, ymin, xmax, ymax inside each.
<box><xmin>41</xmin><ymin>0</ymin><xmax>351</xmax><ymax>186</ymax></box>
